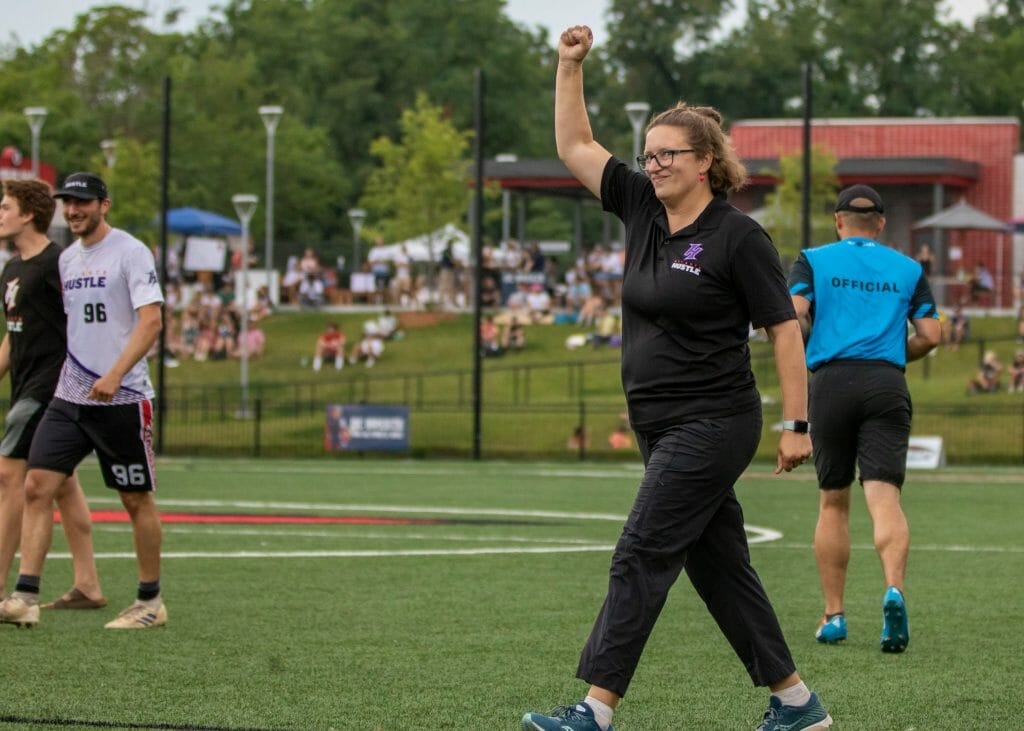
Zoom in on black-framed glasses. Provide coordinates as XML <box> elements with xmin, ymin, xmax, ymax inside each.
<box><xmin>636</xmin><ymin>148</ymin><xmax>696</xmax><ymax>169</ymax></box>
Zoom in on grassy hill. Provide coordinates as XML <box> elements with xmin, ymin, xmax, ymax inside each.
<box><xmin>148</xmin><ymin>307</ymin><xmax>1024</xmax><ymax>463</ymax></box>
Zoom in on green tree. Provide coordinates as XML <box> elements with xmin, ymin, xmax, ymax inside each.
<box><xmin>942</xmin><ymin>3</ymin><xmax>1024</xmax><ymax>128</ymax></box>
<box><xmin>761</xmin><ymin>147</ymin><xmax>839</xmax><ymax>263</ymax></box>
<box><xmin>91</xmin><ymin>137</ymin><xmax>160</xmax><ymax>239</ymax></box>
<box><xmin>358</xmin><ymin>93</ymin><xmax>472</xmax><ymax>245</ymax></box>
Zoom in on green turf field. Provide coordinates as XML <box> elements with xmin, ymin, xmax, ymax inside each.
<box><xmin>1</xmin><ymin>459</ymin><xmax>1021</xmax><ymax>730</ymax></box>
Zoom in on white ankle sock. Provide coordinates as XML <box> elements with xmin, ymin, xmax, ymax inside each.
<box><xmin>773</xmin><ymin>681</ymin><xmax>811</xmax><ymax>707</ymax></box>
<box><xmin>583</xmin><ymin>696</ymin><xmax>614</xmax><ymax>730</ymax></box>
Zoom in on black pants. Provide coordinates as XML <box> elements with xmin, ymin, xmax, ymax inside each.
<box><xmin>576</xmin><ymin>411</ymin><xmax>796</xmax><ymax>696</ymax></box>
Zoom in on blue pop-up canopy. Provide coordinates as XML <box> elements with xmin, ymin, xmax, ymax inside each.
<box><xmin>165</xmin><ymin>207</ymin><xmax>242</xmax><ymax>236</ymax></box>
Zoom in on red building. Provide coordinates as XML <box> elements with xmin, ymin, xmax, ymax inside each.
<box><xmin>729</xmin><ymin>117</ymin><xmax>1020</xmax><ymax>308</ymax></box>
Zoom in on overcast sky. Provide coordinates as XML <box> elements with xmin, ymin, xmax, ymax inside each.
<box><xmin>6</xmin><ymin>0</ymin><xmax>611</xmax><ymax>49</ymax></box>
<box><xmin>4</xmin><ymin>0</ymin><xmax>989</xmax><ymax>51</ymax></box>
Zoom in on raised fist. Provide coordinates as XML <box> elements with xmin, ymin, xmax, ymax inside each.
<box><xmin>558</xmin><ymin>25</ymin><xmax>594</xmax><ymax>63</ymax></box>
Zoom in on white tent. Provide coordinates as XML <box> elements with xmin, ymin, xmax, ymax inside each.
<box><xmin>367</xmin><ymin>223</ymin><xmax>471</xmax><ymax>264</ymax></box>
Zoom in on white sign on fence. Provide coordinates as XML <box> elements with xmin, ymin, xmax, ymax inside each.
<box><xmin>906</xmin><ymin>436</ymin><xmax>945</xmax><ymax>469</ymax></box>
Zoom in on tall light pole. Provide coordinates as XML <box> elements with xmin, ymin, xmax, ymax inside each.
<box><xmin>101</xmin><ymin>139</ymin><xmax>118</xmax><ymax>170</ymax></box>
<box><xmin>624</xmin><ymin>102</ymin><xmax>651</xmax><ymax>169</ymax></box>
<box><xmin>23</xmin><ymin>107</ymin><xmax>47</xmax><ymax>178</ymax></box>
<box><xmin>348</xmin><ymin>208</ymin><xmax>367</xmax><ymax>275</ymax></box>
<box><xmin>259</xmin><ymin>105</ymin><xmax>283</xmax><ymax>272</ymax></box>
<box><xmin>232</xmin><ymin>194</ymin><xmax>259</xmax><ymax>418</ymax></box>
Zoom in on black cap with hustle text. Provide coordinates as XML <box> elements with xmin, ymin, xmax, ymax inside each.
<box><xmin>53</xmin><ymin>172</ymin><xmax>109</xmax><ymax>201</ymax></box>
<box><xmin>835</xmin><ymin>184</ymin><xmax>884</xmax><ymax>214</ymax></box>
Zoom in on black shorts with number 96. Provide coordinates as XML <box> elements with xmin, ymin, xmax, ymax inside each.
<box><xmin>28</xmin><ymin>398</ymin><xmax>157</xmax><ymax>491</ymax></box>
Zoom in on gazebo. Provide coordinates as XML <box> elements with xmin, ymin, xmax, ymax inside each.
<box><xmin>913</xmin><ymin>199</ymin><xmax>1011</xmax><ymax>307</ymax></box>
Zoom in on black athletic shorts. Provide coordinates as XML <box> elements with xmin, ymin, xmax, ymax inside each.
<box><xmin>809</xmin><ymin>360</ymin><xmax>911</xmax><ymax>490</ymax></box>
<box><xmin>0</xmin><ymin>397</ymin><xmax>47</xmax><ymax>459</ymax></box>
<box><xmin>27</xmin><ymin>398</ymin><xmax>157</xmax><ymax>492</ymax></box>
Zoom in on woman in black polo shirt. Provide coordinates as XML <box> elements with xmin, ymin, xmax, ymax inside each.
<box><xmin>520</xmin><ymin>26</ymin><xmax>832</xmax><ymax>731</ymax></box>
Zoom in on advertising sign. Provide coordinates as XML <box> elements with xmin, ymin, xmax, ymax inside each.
<box><xmin>325</xmin><ymin>404</ymin><xmax>409</xmax><ymax>452</ymax></box>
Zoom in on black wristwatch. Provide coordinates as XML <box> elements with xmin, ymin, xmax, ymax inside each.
<box><xmin>782</xmin><ymin>419</ymin><xmax>811</xmax><ymax>434</ymax></box>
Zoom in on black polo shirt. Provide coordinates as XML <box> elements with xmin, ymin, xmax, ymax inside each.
<box><xmin>601</xmin><ymin>157</ymin><xmax>796</xmax><ymax>431</ymax></box>
<box><xmin>0</xmin><ymin>242</ymin><xmax>67</xmax><ymax>403</ymax></box>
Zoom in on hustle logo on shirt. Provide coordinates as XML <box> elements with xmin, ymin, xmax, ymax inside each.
<box><xmin>63</xmin><ymin>270</ymin><xmax>108</xmax><ymax>291</ymax></box>
<box><xmin>670</xmin><ymin>242</ymin><xmax>704</xmax><ymax>276</ymax></box>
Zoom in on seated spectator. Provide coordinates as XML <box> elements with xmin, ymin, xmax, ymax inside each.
<box><xmin>392</xmin><ymin>245</ymin><xmax>414</xmax><ymax>307</ymax></box>
<box><xmin>480</xmin><ymin>314</ymin><xmax>504</xmax><ymax>357</ymax></box>
<box><xmin>502</xmin><ymin>316</ymin><xmax>526</xmax><ymax>352</ymax></box>
<box><xmin>313</xmin><ymin>322</ymin><xmax>346</xmax><ymax>372</ymax></box>
<box><xmin>179</xmin><ymin>303</ymin><xmax>201</xmax><ymax>359</ymax></box>
<box><xmin>350</xmin><ymin>332</ymin><xmax>385</xmax><ymax>368</ymax></box>
<box><xmin>589</xmin><ymin>306</ymin><xmax>620</xmax><ymax>347</ymax></box>
<box><xmin>564</xmin><ymin>266</ymin><xmax>592</xmax><ymax>313</ymax></box>
<box><xmin>479</xmin><ymin>267</ymin><xmax>502</xmax><ymax>309</ymax></box>
<box><xmin>1009</xmin><ymin>350</ymin><xmax>1024</xmax><ymax>393</ymax></box>
<box><xmin>298</xmin><ymin>272</ymin><xmax>325</xmax><ymax>309</ymax></box>
<box><xmin>576</xmin><ymin>292</ymin><xmax>605</xmax><ymax>327</ymax></box>
<box><xmin>250</xmin><ymin>285</ymin><xmax>273</xmax><ymax>322</ymax></box>
<box><xmin>967</xmin><ymin>349</ymin><xmax>1003</xmax><ymax>394</ymax></box>
<box><xmin>946</xmin><ymin>304</ymin><xmax>969</xmax><ymax>350</ymax></box>
<box><xmin>608</xmin><ymin>423</ymin><xmax>633</xmax><ymax>450</ymax></box>
<box><xmin>370</xmin><ymin>309</ymin><xmax>402</xmax><ymax>340</ymax></box>
<box><xmin>524</xmin><ymin>282</ymin><xmax>552</xmax><ymax>323</ymax></box>
<box><xmin>567</xmin><ymin>425</ymin><xmax>590</xmax><ymax>451</ymax></box>
<box><xmin>299</xmin><ymin>247</ymin><xmax>321</xmax><ymax>276</ymax></box>
<box><xmin>239</xmin><ymin>321</ymin><xmax>266</xmax><ymax>358</ymax></box>
<box><xmin>281</xmin><ymin>255</ymin><xmax>304</xmax><ymax>303</ymax></box>
<box><xmin>968</xmin><ymin>262</ymin><xmax>994</xmax><ymax>303</ymax></box>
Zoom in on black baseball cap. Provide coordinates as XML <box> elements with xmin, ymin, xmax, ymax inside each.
<box><xmin>835</xmin><ymin>184</ymin><xmax>883</xmax><ymax>214</ymax></box>
<box><xmin>53</xmin><ymin>172</ymin><xmax>109</xmax><ymax>201</ymax></box>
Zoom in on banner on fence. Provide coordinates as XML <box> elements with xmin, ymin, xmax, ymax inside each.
<box><xmin>907</xmin><ymin>436</ymin><xmax>945</xmax><ymax>469</ymax></box>
<box><xmin>325</xmin><ymin>404</ymin><xmax>410</xmax><ymax>452</ymax></box>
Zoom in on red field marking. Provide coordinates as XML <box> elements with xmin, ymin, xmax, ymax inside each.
<box><xmin>56</xmin><ymin>510</ymin><xmax>446</xmax><ymax>526</ymax></box>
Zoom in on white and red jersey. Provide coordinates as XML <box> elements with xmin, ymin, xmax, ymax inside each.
<box><xmin>55</xmin><ymin>228</ymin><xmax>164</xmax><ymax>404</ymax></box>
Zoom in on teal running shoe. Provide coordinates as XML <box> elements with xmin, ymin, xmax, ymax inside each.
<box><xmin>881</xmin><ymin>585</ymin><xmax>909</xmax><ymax>653</ymax></box>
<box><xmin>521</xmin><ymin>702</ymin><xmax>611</xmax><ymax>731</ymax></box>
<box><xmin>815</xmin><ymin>614</ymin><xmax>847</xmax><ymax>644</ymax></box>
<box><xmin>756</xmin><ymin>692</ymin><xmax>833</xmax><ymax>730</ymax></box>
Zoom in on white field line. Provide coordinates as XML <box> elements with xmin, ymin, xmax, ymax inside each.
<box><xmin>147</xmin><ymin>457</ymin><xmax>1024</xmax><ymax>485</ymax></box>
<box><xmin>73</xmin><ymin>498</ymin><xmax>1021</xmax><ymax>559</ymax></box>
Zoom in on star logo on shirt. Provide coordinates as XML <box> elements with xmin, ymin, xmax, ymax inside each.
<box><xmin>4</xmin><ymin>278</ymin><xmax>20</xmax><ymax>310</ymax></box>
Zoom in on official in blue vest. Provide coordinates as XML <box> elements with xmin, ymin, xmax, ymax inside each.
<box><xmin>788</xmin><ymin>184</ymin><xmax>941</xmax><ymax>654</ymax></box>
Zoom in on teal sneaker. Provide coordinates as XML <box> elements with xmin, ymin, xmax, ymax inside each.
<box><xmin>521</xmin><ymin>702</ymin><xmax>611</xmax><ymax>731</ymax></box>
<box><xmin>756</xmin><ymin>692</ymin><xmax>833</xmax><ymax>730</ymax></box>
<box><xmin>815</xmin><ymin>614</ymin><xmax>847</xmax><ymax>644</ymax></box>
<box><xmin>881</xmin><ymin>585</ymin><xmax>909</xmax><ymax>653</ymax></box>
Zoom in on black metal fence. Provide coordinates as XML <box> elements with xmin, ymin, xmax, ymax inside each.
<box><xmin>6</xmin><ymin>352</ymin><xmax>1022</xmax><ymax>463</ymax></box>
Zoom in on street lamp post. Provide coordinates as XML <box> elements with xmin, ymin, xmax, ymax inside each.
<box><xmin>100</xmin><ymin>139</ymin><xmax>118</xmax><ymax>170</ymax></box>
<box><xmin>348</xmin><ymin>208</ymin><xmax>367</xmax><ymax>275</ymax></box>
<box><xmin>23</xmin><ymin>107</ymin><xmax>48</xmax><ymax>177</ymax></box>
<box><xmin>624</xmin><ymin>102</ymin><xmax>651</xmax><ymax>169</ymax></box>
<box><xmin>232</xmin><ymin>194</ymin><xmax>259</xmax><ymax>418</ymax></box>
<box><xmin>259</xmin><ymin>105</ymin><xmax>283</xmax><ymax>272</ymax></box>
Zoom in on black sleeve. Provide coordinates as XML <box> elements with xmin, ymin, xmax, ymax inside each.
<box><xmin>787</xmin><ymin>251</ymin><xmax>814</xmax><ymax>301</ymax></box>
<box><xmin>909</xmin><ymin>272</ymin><xmax>938</xmax><ymax>320</ymax></box>
<box><xmin>732</xmin><ymin>226</ymin><xmax>796</xmax><ymax>329</ymax></box>
<box><xmin>600</xmin><ymin>156</ymin><xmax>653</xmax><ymax>224</ymax></box>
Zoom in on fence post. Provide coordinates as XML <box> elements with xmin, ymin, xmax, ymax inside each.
<box><xmin>578</xmin><ymin>400</ymin><xmax>586</xmax><ymax>461</ymax></box>
<box><xmin>254</xmin><ymin>398</ymin><xmax>262</xmax><ymax>457</ymax></box>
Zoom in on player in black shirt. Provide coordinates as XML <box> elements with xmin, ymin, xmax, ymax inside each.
<box><xmin>0</xmin><ymin>179</ymin><xmax>105</xmax><ymax>620</ymax></box>
<box><xmin>520</xmin><ymin>27</ymin><xmax>831</xmax><ymax>731</ymax></box>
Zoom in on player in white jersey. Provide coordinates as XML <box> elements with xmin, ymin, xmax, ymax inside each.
<box><xmin>0</xmin><ymin>178</ymin><xmax>105</xmax><ymax>613</ymax></box>
<box><xmin>0</xmin><ymin>173</ymin><xmax>167</xmax><ymax>630</ymax></box>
